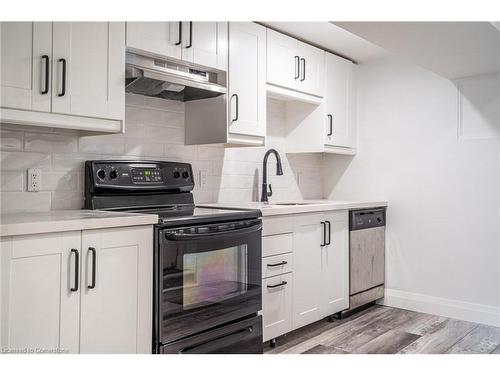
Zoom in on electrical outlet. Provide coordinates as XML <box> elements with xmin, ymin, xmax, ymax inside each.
<box><xmin>199</xmin><ymin>170</ymin><xmax>208</xmax><ymax>188</ymax></box>
<box><xmin>27</xmin><ymin>168</ymin><xmax>42</xmax><ymax>192</ymax></box>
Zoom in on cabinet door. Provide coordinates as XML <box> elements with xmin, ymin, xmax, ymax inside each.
<box><xmin>297</xmin><ymin>41</ymin><xmax>325</xmax><ymax>97</ymax></box>
<box><xmin>51</xmin><ymin>22</ymin><xmax>125</xmax><ymax>121</ymax></box>
<box><xmin>266</xmin><ymin>29</ymin><xmax>298</xmax><ymax>90</ymax></box>
<box><xmin>228</xmin><ymin>22</ymin><xmax>266</xmax><ymax>138</ymax></box>
<box><xmin>321</xmin><ymin>211</ymin><xmax>349</xmax><ymax>316</ymax></box>
<box><xmin>324</xmin><ymin>53</ymin><xmax>353</xmax><ymax>148</ymax></box>
<box><xmin>0</xmin><ymin>232</ymin><xmax>81</xmax><ymax>353</ymax></box>
<box><xmin>0</xmin><ymin>22</ymin><xmax>52</xmax><ymax>112</ymax></box>
<box><xmin>262</xmin><ymin>273</ymin><xmax>292</xmax><ymax>342</ymax></box>
<box><xmin>80</xmin><ymin>226</ymin><xmax>152</xmax><ymax>354</ymax></box>
<box><xmin>292</xmin><ymin>214</ymin><xmax>323</xmax><ymax>329</ymax></box>
<box><xmin>126</xmin><ymin>22</ymin><xmax>182</xmax><ymax>60</ymax></box>
<box><xmin>182</xmin><ymin>22</ymin><xmax>225</xmax><ymax>70</ymax></box>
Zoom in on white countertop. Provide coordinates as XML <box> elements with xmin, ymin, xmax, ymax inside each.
<box><xmin>200</xmin><ymin>200</ymin><xmax>388</xmax><ymax>216</ymax></box>
<box><xmin>0</xmin><ymin>210</ymin><xmax>158</xmax><ymax>237</ymax></box>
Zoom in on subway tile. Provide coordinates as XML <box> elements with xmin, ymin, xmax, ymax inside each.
<box><xmin>0</xmin><ymin>151</ymin><xmax>51</xmax><ymax>171</ymax></box>
<box><xmin>51</xmin><ymin>190</ymin><xmax>84</xmax><ymax>210</ymax></box>
<box><xmin>25</xmin><ymin>132</ymin><xmax>78</xmax><ymax>153</ymax></box>
<box><xmin>1</xmin><ymin>130</ymin><xmax>23</xmax><ymax>151</ymax></box>
<box><xmin>79</xmin><ymin>134</ymin><xmax>125</xmax><ymax>155</ymax></box>
<box><xmin>125</xmin><ymin>140</ymin><xmax>165</xmax><ymax>158</ymax></box>
<box><xmin>0</xmin><ymin>171</ymin><xmax>24</xmax><ymax>191</ymax></box>
<box><xmin>41</xmin><ymin>171</ymin><xmax>79</xmax><ymax>191</ymax></box>
<box><xmin>0</xmin><ymin>191</ymin><xmax>51</xmax><ymax>213</ymax></box>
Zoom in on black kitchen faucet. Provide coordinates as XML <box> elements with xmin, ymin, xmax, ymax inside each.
<box><xmin>261</xmin><ymin>149</ymin><xmax>283</xmax><ymax>203</ymax></box>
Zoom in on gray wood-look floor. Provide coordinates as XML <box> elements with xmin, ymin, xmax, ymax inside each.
<box><xmin>264</xmin><ymin>305</ymin><xmax>500</xmax><ymax>354</ymax></box>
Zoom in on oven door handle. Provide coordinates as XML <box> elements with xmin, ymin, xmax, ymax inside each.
<box><xmin>161</xmin><ymin>222</ymin><xmax>262</xmax><ymax>241</ymax></box>
<box><xmin>179</xmin><ymin>327</ymin><xmax>254</xmax><ymax>354</ymax></box>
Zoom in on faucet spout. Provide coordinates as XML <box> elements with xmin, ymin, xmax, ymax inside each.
<box><xmin>261</xmin><ymin>149</ymin><xmax>283</xmax><ymax>203</ymax></box>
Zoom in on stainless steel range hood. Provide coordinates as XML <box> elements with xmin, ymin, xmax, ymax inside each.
<box><xmin>125</xmin><ymin>52</ymin><xmax>227</xmax><ymax>102</ymax></box>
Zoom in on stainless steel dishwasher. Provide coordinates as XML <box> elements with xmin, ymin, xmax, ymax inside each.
<box><xmin>347</xmin><ymin>208</ymin><xmax>386</xmax><ymax>312</ymax></box>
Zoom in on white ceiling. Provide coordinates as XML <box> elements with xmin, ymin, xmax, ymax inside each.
<box><xmin>334</xmin><ymin>22</ymin><xmax>500</xmax><ymax>79</ymax></box>
<box><xmin>261</xmin><ymin>22</ymin><xmax>390</xmax><ymax>63</ymax></box>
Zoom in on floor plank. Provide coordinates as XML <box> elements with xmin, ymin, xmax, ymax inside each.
<box><xmin>279</xmin><ymin>306</ymin><xmax>390</xmax><ymax>354</ymax></box>
<box><xmin>398</xmin><ymin>319</ymin><xmax>477</xmax><ymax>354</ymax></box>
<box><xmin>447</xmin><ymin>325</ymin><xmax>500</xmax><ymax>354</ymax></box>
<box><xmin>303</xmin><ymin>345</ymin><xmax>349</xmax><ymax>354</ymax></box>
<box><xmin>353</xmin><ymin>330</ymin><xmax>421</xmax><ymax>354</ymax></box>
<box><xmin>320</xmin><ymin>307</ymin><xmax>420</xmax><ymax>352</ymax></box>
<box><xmin>265</xmin><ymin>305</ymin><xmax>499</xmax><ymax>355</ymax></box>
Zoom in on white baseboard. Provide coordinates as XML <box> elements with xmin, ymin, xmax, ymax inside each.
<box><xmin>380</xmin><ymin>288</ymin><xmax>500</xmax><ymax>328</ymax></box>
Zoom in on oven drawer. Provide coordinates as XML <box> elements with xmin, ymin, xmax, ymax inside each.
<box><xmin>160</xmin><ymin>315</ymin><xmax>263</xmax><ymax>354</ymax></box>
<box><xmin>262</xmin><ymin>233</ymin><xmax>293</xmax><ymax>257</ymax></box>
<box><xmin>262</xmin><ymin>273</ymin><xmax>293</xmax><ymax>342</ymax></box>
<box><xmin>262</xmin><ymin>253</ymin><xmax>292</xmax><ymax>279</ymax></box>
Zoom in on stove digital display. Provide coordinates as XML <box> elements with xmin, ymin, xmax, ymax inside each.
<box><xmin>131</xmin><ymin>168</ymin><xmax>163</xmax><ymax>183</ymax></box>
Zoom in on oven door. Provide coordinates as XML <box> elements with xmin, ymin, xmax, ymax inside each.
<box><xmin>156</xmin><ymin>219</ymin><xmax>262</xmax><ymax>345</ymax></box>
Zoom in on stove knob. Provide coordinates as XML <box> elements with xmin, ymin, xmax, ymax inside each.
<box><xmin>182</xmin><ymin>171</ymin><xmax>189</xmax><ymax>179</ymax></box>
<box><xmin>97</xmin><ymin>169</ymin><xmax>106</xmax><ymax>180</ymax></box>
<box><xmin>173</xmin><ymin>171</ymin><xmax>181</xmax><ymax>179</ymax></box>
<box><xmin>109</xmin><ymin>170</ymin><xmax>118</xmax><ymax>179</ymax></box>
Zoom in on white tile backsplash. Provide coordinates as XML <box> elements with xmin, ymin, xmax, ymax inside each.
<box><xmin>0</xmin><ymin>94</ymin><xmax>324</xmax><ymax>212</ymax></box>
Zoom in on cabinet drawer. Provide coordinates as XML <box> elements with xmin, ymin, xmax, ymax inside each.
<box><xmin>262</xmin><ymin>253</ymin><xmax>293</xmax><ymax>279</ymax></box>
<box><xmin>262</xmin><ymin>273</ymin><xmax>293</xmax><ymax>342</ymax></box>
<box><xmin>262</xmin><ymin>216</ymin><xmax>293</xmax><ymax>236</ymax></box>
<box><xmin>262</xmin><ymin>233</ymin><xmax>293</xmax><ymax>257</ymax></box>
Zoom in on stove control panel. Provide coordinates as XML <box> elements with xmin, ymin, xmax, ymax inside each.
<box><xmin>85</xmin><ymin>160</ymin><xmax>194</xmax><ymax>191</ymax></box>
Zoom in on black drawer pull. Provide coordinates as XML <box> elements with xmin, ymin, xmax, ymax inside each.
<box><xmin>88</xmin><ymin>247</ymin><xmax>96</xmax><ymax>289</ymax></box>
<box><xmin>294</xmin><ymin>55</ymin><xmax>300</xmax><ymax>79</ymax></box>
<box><xmin>186</xmin><ymin>21</ymin><xmax>193</xmax><ymax>48</ymax></box>
<box><xmin>58</xmin><ymin>58</ymin><xmax>66</xmax><ymax>97</ymax></box>
<box><xmin>175</xmin><ymin>21</ymin><xmax>182</xmax><ymax>45</ymax></box>
<box><xmin>320</xmin><ymin>221</ymin><xmax>326</xmax><ymax>247</ymax></box>
<box><xmin>300</xmin><ymin>58</ymin><xmax>306</xmax><ymax>81</ymax></box>
<box><xmin>267</xmin><ymin>281</ymin><xmax>287</xmax><ymax>289</ymax></box>
<box><xmin>325</xmin><ymin>220</ymin><xmax>332</xmax><ymax>245</ymax></box>
<box><xmin>70</xmin><ymin>249</ymin><xmax>79</xmax><ymax>292</ymax></box>
<box><xmin>41</xmin><ymin>55</ymin><xmax>49</xmax><ymax>94</ymax></box>
<box><xmin>327</xmin><ymin>114</ymin><xmax>333</xmax><ymax>136</ymax></box>
<box><xmin>267</xmin><ymin>261</ymin><xmax>288</xmax><ymax>267</ymax></box>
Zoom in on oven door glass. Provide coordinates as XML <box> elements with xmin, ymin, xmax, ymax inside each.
<box><xmin>156</xmin><ymin>220</ymin><xmax>262</xmax><ymax>345</ymax></box>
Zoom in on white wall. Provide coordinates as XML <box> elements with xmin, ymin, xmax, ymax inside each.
<box><xmin>0</xmin><ymin>95</ymin><xmax>323</xmax><ymax>212</ymax></box>
<box><xmin>323</xmin><ymin>58</ymin><xmax>500</xmax><ymax>326</ymax></box>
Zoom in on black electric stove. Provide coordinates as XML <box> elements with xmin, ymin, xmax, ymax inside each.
<box><xmin>84</xmin><ymin>160</ymin><xmax>263</xmax><ymax>354</ymax></box>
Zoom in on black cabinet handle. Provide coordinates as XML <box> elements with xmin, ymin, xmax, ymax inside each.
<box><xmin>175</xmin><ymin>21</ymin><xmax>182</xmax><ymax>45</ymax></box>
<box><xmin>267</xmin><ymin>261</ymin><xmax>288</xmax><ymax>267</ymax></box>
<box><xmin>58</xmin><ymin>58</ymin><xmax>66</xmax><ymax>97</ymax></box>
<box><xmin>70</xmin><ymin>249</ymin><xmax>79</xmax><ymax>292</ymax></box>
<box><xmin>41</xmin><ymin>55</ymin><xmax>49</xmax><ymax>95</ymax></box>
<box><xmin>325</xmin><ymin>220</ymin><xmax>332</xmax><ymax>245</ymax></box>
<box><xmin>88</xmin><ymin>247</ymin><xmax>96</xmax><ymax>289</ymax></box>
<box><xmin>231</xmin><ymin>93</ymin><xmax>239</xmax><ymax>122</ymax></box>
<box><xmin>294</xmin><ymin>55</ymin><xmax>300</xmax><ymax>79</ymax></box>
<box><xmin>320</xmin><ymin>221</ymin><xmax>326</xmax><ymax>247</ymax></box>
<box><xmin>300</xmin><ymin>58</ymin><xmax>306</xmax><ymax>81</ymax></box>
<box><xmin>327</xmin><ymin>114</ymin><xmax>333</xmax><ymax>136</ymax></box>
<box><xmin>186</xmin><ymin>21</ymin><xmax>193</xmax><ymax>48</ymax></box>
<box><xmin>267</xmin><ymin>281</ymin><xmax>287</xmax><ymax>289</ymax></box>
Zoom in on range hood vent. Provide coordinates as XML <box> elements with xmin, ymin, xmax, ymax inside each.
<box><xmin>125</xmin><ymin>53</ymin><xmax>226</xmax><ymax>102</ymax></box>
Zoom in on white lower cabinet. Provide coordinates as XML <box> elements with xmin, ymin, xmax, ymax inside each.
<box><xmin>262</xmin><ymin>273</ymin><xmax>293</xmax><ymax>342</ymax></box>
<box><xmin>0</xmin><ymin>225</ymin><xmax>152</xmax><ymax>354</ymax></box>
<box><xmin>261</xmin><ymin>211</ymin><xmax>349</xmax><ymax>342</ymax></box>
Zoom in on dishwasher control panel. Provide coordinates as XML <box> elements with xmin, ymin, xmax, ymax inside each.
<box><xmin>349</xmin><ymin>208</ymin><xmax>386</xmax><ymax>231</ymax></box>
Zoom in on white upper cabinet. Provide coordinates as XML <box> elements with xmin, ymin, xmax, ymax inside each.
<box><xmin>52</xmin><ymin>22</ymin><xmax>125</xmax><ymax>121</ymax></box>
<box><xmin>324</xmin><ymin>52</ymin><xmax>354</xmax><ymax>148</ymax></box>
<box><xmin>0</xmin><ymin>22</ymin><xmax>52</xmax><ymax>112</ymax></box>
<box><xmin>126</xmin><ymin>22</ymin><xmax>227</xmax><ymax>71</ymax></box>
<box><xmin>0</xmin><ymin>22</ymin><xmax>125</xmax><ymax>133</ymax></box>
<box><xmin>227</xmin><ymin>22</ymin><xmax>266</xmax><ymax>141</ymax></box>
<box><xmin>266</xmin><ymin>29</ymin><xmax>324</xmax><ymax>97</ymax></box>
<box><xmin>126</xmin><ymin>22</ymin><xmax>182</xmax><ymax>60</ymax></box>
